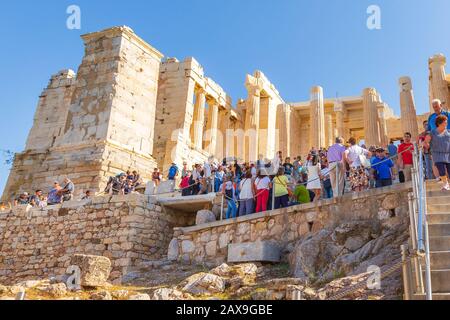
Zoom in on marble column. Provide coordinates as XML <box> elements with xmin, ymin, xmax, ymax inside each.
<box><xmin>277</xmin><ymin>104</ymin><xmax>291</xmax><ymax>158</ymax></box>
<box><xmin>206</xmin><ymin>100</ymin><xmax>219</xmax><ymax>156</ymax></box>
<box><xmin>362</xmin><ymin>88</ymin><xmax>381</xmax><ymax>146</ymax></box>
<box><xmin>377</xmin><ymin>103</ymin><xmax>389</xmax><ymax>147</ymax></box>
<box><xmin>244</xmin><ymin>86</ymin><xmax>261</xmax><ymax>162</ymax></box>
<box><xmin>429</xmin><ymin>54</ymin><xmax>450</xmax><ymax>110</ymax></box>
<box><xmin>334</xmin><ymin>100</ymin><xmax>344</xmax><ymax>139</ymax></box>
<box><xmin>399</xmin><ymin>76</ymin><xmax>419</xmax><ymax>139</ymax></box>
<box><xmin>310</xmin><ymin>86</ymin><xmax>325</xmax><ymax>150</ymax></box>
<box><xmin>193</xmin><ymin>88</ymin><xmax>206</xmax><ymax>149</ymax></box>
<box><xmin>325</xmin><ymin>114</ymin><xmax>334</xmax><ymax>147</ymax></box>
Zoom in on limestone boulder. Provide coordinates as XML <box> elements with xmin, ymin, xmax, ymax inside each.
<box><xmin>235</xmin><ymin>263</ymin><xmax>259</xmax><ymax>278</ymax></box>
<box><xmin>332</xmin><ymin>221</ymin><xmax>380</xmax><ymax>252</ymax></box>
<box><xmin>167</xmin><ymin>238</ymin><xmax>179</xmax><ymax>261</ymax></box>
<box><xmin>70</xmin><ymin>254</ymin><xmax>112</xmax><ymax>287</ymax></box>
<box><xmin>210</xmin><ymin>263</ymin><xmax>234</xmax><ymax>277</ymax></box>
<box><xmin>90</xmin><ymin>290</ymin><xmax>113</xmax><ymax>300</ymax></box>
<box><xmin>196</xmin><ymin>210</ymin><xmax>216</xmax><ymax>225</ymax></box>
<box><xmin>0</xmin><ymin>285</ymin><xmax>8</xmax><ymax>295</ymax></box>
<box><xmin>111</xmin><ymin>290</ymin><xmax>129</xmax><ymax>300</ymax></box>
<box><xmin>128</xmin><ymin>293</ymin><xmax>151</xmax><ymax>300</ymax></box>
<box><xmin>45</xmin><ymin>283</ymin><xmax>68</xmax><ymax>298</ymax></box>
<box><xmin>8</xmin><ymin>285</ymin><xmax>26</xmax><ymax>295</ymax></box>
<box><xmin>289</xmin><ymin>230</ymin><xmax>343</xmax><ymax>279</ymax></box>
<box><xmin>181</xmin><ymin>273</ymin><xmax>226</xmax><ymax>296</ymax></box>
<box><xmin>226</xmin><ymin>277</ymin><xmax>244</xmax><ymax>291</ymax></box>
<box><xmin>210</xmin><ymin>263</ymin><xmax>258</xmax><ymax>280</ymax></box>
<box><xmin>382</xmin><ymin>194</ymin><xmax>400</xmax><ymax>210</ymax></box>
<box><xmin>17</xmin><ymin>280</ymin><xmax>44</xmax><ymax>289</ymax></box>
<box><xmin>152</xmin><ymin>288</ymin><xmax>192</xmax><ymax>300</ymax></box>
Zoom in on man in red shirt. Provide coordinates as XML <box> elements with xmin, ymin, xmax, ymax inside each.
<box><xmin>398</xmin><ymin>132</ymin><xmax>414</xmax><ymax>182</ymax></box>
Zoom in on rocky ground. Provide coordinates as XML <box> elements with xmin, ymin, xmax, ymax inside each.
<box><xmin>0</xmin><ymin>214</ymin><xmax>407</xmax><ymax>300</ymax></box>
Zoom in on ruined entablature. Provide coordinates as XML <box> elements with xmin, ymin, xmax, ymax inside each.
<box><xmin>245</xmin><ymin>71</ymin><xmax>285</xmax><ymax>105</ymax></box>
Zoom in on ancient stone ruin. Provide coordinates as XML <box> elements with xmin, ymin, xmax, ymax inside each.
<box><xmin>1</xmin><ymin>25</ymin><xmax>450</xmax><ymax>300</ymax></box>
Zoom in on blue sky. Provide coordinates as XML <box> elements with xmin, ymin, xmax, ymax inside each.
<box><xmin>0</xmin><ymin>0</ymin><xmax>449</xmax><ymax>193</ymax></box>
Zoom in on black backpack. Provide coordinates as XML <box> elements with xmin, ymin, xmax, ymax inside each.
<box><xmin>399</xmin><ymin>171</ymin><xmax>405</xmax><ymax>183</ymax></box>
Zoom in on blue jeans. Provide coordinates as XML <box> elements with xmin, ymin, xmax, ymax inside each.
<box><xmin>376</xmin><ymin>178</ymin><xmax>393</xmax><ymax>188</ymax></box>
<box><xmin>324</xmin><ymin>187</ymin><xmax>333</xmax><ymax>199</ymax></box>
<box><xmin>238</xmin><ymin>199</ymin><xmax>254</xmax><ymax>216</ymax></box>
<box><xmin>226</xmin><ymin>200</ymin><xmax>237</xmax><ymax>219</ymax></box>
<box><xmin>214</xmin><ymin>178</ymin><xmax>222</xmax><ymax>193</ymax></box>
<box><xmin>424</xmin><ymin>153</ymin><xmax>434</xmax><ymax>180</ymax></box>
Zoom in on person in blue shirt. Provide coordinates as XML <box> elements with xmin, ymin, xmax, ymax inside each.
<box><xmin>387</xmin><ymin>140</ymin><xmax>398</xmax><ymax>158</ymax></box>
<box><xmin>428</xmin><ymin>99</ymin><xmax>450</xmax><ymax>131</ymax></box>
<box><xmin>168</xmin><ymin>163</ymin><xmax>179</xmax><ymax>181</ymax></box>
<box><xmin>371</xmin><ymin>148</ymin><xmax>395</xmax><ymax>188</ymax></box>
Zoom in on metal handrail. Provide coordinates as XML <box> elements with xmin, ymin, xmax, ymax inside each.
<box><xmin>411</xmin><ymin>142</ymin><xmax>433</xmax><ymax>300</ymax></box>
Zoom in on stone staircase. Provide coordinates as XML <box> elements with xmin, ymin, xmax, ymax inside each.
<box><xmin>414</xmin><ymin>180</ymin><xmax>450</xmax><ymax>300</ymax></box>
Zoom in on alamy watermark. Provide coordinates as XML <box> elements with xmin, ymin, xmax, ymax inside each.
<box><xmin>66</xmin><ymin>5</ymin><xmax>81</xmax><ymax>30</ymax></box>
<box><xmin>66</xmin><ymin>265</ymin><xmax>81</xmax><ymax>291</ymax></box>
<box><xmin>367</xmin><ymin>265</ymin><xmax>382</xmax><ymax>290</ymax></box>
<box><xmin>367</xmin><ymin>5</ymin><xmax>381</xmax><ymax>30</ymax></box>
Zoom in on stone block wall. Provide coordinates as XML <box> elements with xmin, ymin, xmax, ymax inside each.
<box><xmin>25</xmin><ymin>69</ymin><xmax>76</xmax><ymax>151</ymax></box>
<box><xmin>170</xmin><ymin>183</ymin><xmax>412</xmax><ymax>266</ymax></box>
<box><xmin>0</xmin><ymin>194</ymin><xmax>195</xmax><ymax>285</ymax></box>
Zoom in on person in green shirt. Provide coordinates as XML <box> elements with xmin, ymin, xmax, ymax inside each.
<box><xmin>273</xmin><ymin>168</ymin><xmax>290</xmax><ymax>209</ymax></box>
<box><xmin>294</xmin><ymin>184</ymin><xmax>311</xmax><ymax>204</ymax></box>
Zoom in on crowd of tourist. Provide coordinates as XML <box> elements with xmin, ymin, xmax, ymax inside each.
<box><xmin>5</xmin><ymin>178</ymin><xmax>76</xmax><ymax>209</ymax></box>
<box><xmin>104</xmin><ymin>170</ymin><xmax>142</xmax><ymax>195</ymax></box>
<box><xmin>3</xmin><ymin>100</ymin><xmax>448</xmax><ymax>216</ymax></box>
<box><xmin>2</xmin><ymin>170</ymin><xmax>143</xmax><ymax>210</ymax></box>
<box><xmin>169</xmin><ymin>99</ymin><xmax>450</xmax><ymax>220</ymax></box>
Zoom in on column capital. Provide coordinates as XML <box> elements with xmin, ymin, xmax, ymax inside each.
<box><xmin>207</xmin><ymin>98</ymin><xmax>219</xmax><ymax>108</ymax></box>
<box><xmin>310</xmin><ymin>86</ymin><xmax>324</xmax><ymax>102</ymax></box>
<box><xmin>363</xmin><ymin>87</ymin><xmax>377</xmax><ymax>97</ymax></box>
<box><xmin>429</xmin><ymin>53</ymin><xmax>446</xmax><ymax>66</ymax></box>
<box><xmin>310</xmin><ymin>86</ymin><xmax>323</xmax><ymax>95</ymax></box>
<box><xmin>399</xmin><ymin>76</ymin><xmax>413</xmax><ymax>91</ymax></box>
<box><xmin>196</xmin><ymin>87</ymin><xmax>206</xmax><ymax>96</ymax></box>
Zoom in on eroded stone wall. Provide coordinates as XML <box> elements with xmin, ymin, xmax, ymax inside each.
<box><xmin>2</xmin><ymin>26</ymin><xmax>162</xmax><ymax>201</ymax></box>
<box><xmin>0</xmin><ymin>194</ymin><xmax>195</xmax><ymax>285</ymax></box>
<box><xmin>170</xmin><ymin>183</ymin><xmax>412</xmax><ymax>266</ymax></box>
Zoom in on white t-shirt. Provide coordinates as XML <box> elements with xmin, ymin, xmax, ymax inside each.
<box><xmin>346</xmin><ymin>145</ymin><xmax>369</xmax><ymax>168</ymax></box>
<box><xmin>192</xmin><ymin>170</ymin><xmax>201</xmax><ymax>180</ymax></box>
<box><xmin>255</xmin><ymin>176</ymin><xmax>271</xmax><ymax>190</ymax></box>
<box><xmin>239</xmin><ymin>178</ymin><xmax>254</xmax><ymax>200</ymax></box>
<box><xmin>203</xmin><ymin>163</ymin><xmax>212</xmax><ymax>178</ymax></box>
<box><xmin>251</xmin><ymin>167</ymin><xmax>257</xmax><ymax>179</ymax></box>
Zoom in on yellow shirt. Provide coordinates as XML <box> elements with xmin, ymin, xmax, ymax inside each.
<box><xmin>273</xmin><ymin>175</ymin><xmax>289</xmax><ymax>197</ymax></box>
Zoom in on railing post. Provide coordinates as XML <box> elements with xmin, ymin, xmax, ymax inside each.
<box><xmin>424</xmin><ymin>217</ymin><xmax>433</xmax><ymax>301</ymax></box>
<box><xmin>401</xmin><ymin>245</ymin><xmax>412</xmax><ymax>300</ymax></box>
<box><xmin>271</xmin><ymin>184</ymin><xmax>275</xmax><ymax>211</ymax></box>
<box><xmin>408</xmin><ymin>192</ymin><xmax>424</xmax><ymax>294</ymax></box>
<box><xmin>335</xmin><ymin>162</ymin><xmax>339</xmax><ymax>198</ymax></box>
<box><xmin>412</xmin><ymin>142</ymin><xmax>433</xmax><ymax>300</ymax></box>
<box><xmin>220</xmin><ymin>194</ymin><xmax>224</xmax><ymax>221</ymax></box>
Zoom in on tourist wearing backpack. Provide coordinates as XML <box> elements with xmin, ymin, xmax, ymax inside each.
<box><xmin>168</xmin><ymin>163</ymin><xmax>179</xmax><ymax>181</ymax></box>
